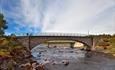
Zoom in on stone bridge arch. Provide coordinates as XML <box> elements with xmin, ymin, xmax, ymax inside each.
<box><xmin>31</xmin><ymin>37</ymin><xmax>91</xmax><ymax>49</ymax></box>
<box><xmin>16</xmin><ymin>36</ymin><xmax>100</xmax><ymax>50</ymax></box>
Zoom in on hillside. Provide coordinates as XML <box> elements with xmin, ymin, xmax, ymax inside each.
<box><xmin>96</xmin><ymin>36</ymin><xmax>115</xmax><ymax>54</ymax></box>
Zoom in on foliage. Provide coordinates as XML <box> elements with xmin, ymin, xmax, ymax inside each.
<box><xmin>96</xmin><ymin>36</ymin><xmax>115</xmax><ymax>53</ymax></box>
<box><xmin>0</xmin><ymin>37</ymin><xmax>18</xmax><ymax>49</ymax></box>
<box><xmin>98</xmin><ymin>42</ymin><xmax>110</xmax><ymax>46</ymax></box>
<box><xmin>97</xmin><ymin>38</ymin><xmax>110</xmax><ymax>49</ymax></box>
<box><xmin>0</xmin><ymin>49</ymin><xmax>11</xmax><ymax>58</ymax></box>
<box><xmin>108</xmin><ymin>37</ymin><xmax>115</xmax><ymax>48</ymax></box>
<box><xmin>0</xmin><ymin>13</ymin><xmax>8</xmax><ymax>36</ymax></box>
<box><xmin>0</xmin><ymin>37</ymin><xmax>30</xmax><ymax>57</ymax></box>
<box><xmin>0</xmin><ymin>36</ymin><xmax>31</xmax><ymax>69</ymax></box>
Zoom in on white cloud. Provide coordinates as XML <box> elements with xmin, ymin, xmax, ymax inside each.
<box><xmin>2</xmin><ymin>0</ymin><xmax>115</xmax><ymax>34</ymax></box>
<box><xmin>41</xmin><ymin>0</ymin><xmax>115</xmax><ymax>34</ymax></box>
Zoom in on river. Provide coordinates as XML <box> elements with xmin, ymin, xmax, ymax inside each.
<box><xmin>31</xmin><ymin>45</ymin><xmax>115</xmax><ymax>70</ymax></box>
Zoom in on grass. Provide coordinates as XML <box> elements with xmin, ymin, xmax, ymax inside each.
<box><xmin>108</xmin><ymin>37</ymin><xmax>115</xmax><ymax>48</ymax></box>
<box><xmin>108</xmin><ymin>37</ymin><xmax>115</xmax><ymax>53</ymax></box>
<box><xmin>110</xmin><ymin>48</ymin><xmax>115</xmax><ymax>52</ymax></box>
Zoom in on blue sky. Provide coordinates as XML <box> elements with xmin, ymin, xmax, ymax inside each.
<box><xmin>0</xmin><ymin>0</ymin><xmax>115</xmax><ymax>35</ymax></box>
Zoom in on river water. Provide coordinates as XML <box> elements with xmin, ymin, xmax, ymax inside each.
<box><xmin>31</xmin><ymin>45</ymin><xmax>115</xmax><ymax>70</ymax></box>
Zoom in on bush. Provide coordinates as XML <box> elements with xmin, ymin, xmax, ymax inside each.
<box><xmin>0</xmin><ymin>49</ymin><xmax>12</xmax><ymax>60</ymax></box>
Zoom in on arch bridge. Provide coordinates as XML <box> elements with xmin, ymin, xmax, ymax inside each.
<box><xmin>15</xmin><ymin>33</ymin><xmax>100</xmax><ymax>50</ymax></box>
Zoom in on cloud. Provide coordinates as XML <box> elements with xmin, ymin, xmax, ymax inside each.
<box><xmin>41</xmin><ymin>0</ymin><xmax>115</xmax><ymax>34</ymax></box>
<box><xmin>1</xmin><ymin>0</ymin><xmax>115</xmax><ymax>34</ymax></box>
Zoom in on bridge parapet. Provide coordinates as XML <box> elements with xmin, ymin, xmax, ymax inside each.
<box><xmin>37</xmin><ymin>32</ymin><xmax>88</xmax><ymax>37</ymax></box>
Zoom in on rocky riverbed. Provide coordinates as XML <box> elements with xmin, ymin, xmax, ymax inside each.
<box><xmin>44</xmin><ymin>52</ymin><xmax>115</xmax><ymax>70</ymax></box>
<box><xmin>31</xmin><ymin>46</ymin><xmax>115</xmax><ymax>70</ymax></box>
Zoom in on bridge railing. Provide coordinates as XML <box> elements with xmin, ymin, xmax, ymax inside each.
<box><xmin>37</xmin><ymin>32</ymin><xmax>87</xmax><ymax>37</ymax></box>
<box><xmin>6</xmin><ymin>32</ymin><xmax>88</xmax><ymax>37</ymax></box>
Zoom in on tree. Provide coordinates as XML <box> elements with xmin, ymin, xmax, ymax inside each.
<box><xmin>0</xmin><ymin>13</ymin><xmax>8</xmax><ymax>36</ymax></box>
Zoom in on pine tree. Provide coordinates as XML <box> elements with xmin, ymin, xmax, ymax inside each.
<box><xmin>0</xmin><ymin>13</ymin><xmax>7</xmax><ymax>36</ymax></box>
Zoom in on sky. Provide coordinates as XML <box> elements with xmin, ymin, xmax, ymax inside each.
<box><xmin>0</xmin><ymin>0</ymin><xmax>115</xmax><ymax>35</ymax></box>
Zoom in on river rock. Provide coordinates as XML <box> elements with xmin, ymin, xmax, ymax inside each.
<box><xmin>62</xmin><ymin>60</ymin><xmax>69</xmax><ymax>66</ymax></box>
